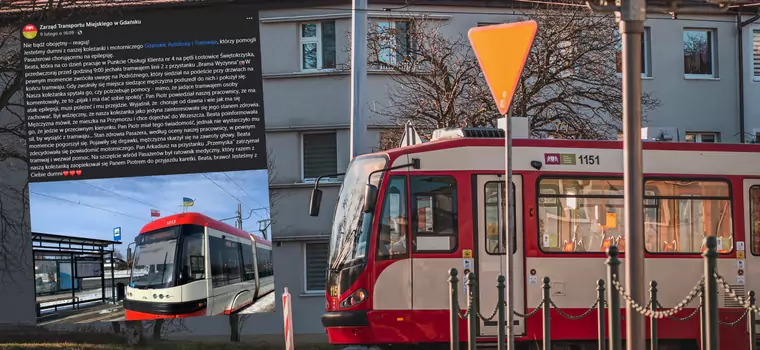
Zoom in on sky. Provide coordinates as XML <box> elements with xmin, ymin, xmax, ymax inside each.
<box><xmin>29</xmin><ymin>169</ymin><xmax>271</xmax><ymax>255</ymax></box>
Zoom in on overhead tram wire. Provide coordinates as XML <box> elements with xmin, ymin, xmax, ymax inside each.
<box><xmin>307</xmin><ymin>3</ymin><xmax>750</xmax><ymax>24</ymax></box>
<box><xmin>201</xmin><ymin>173</ymin><xmax>244</xmax><ymax>205</ymax></box>
<box><xmin>80</xmin><ymin>182</ymin><xmax>177</xmax><ymax>215</ymax></box>
<box><xmin>30</xmin><ymin>191</ymin><xmax>148</xmax><ymax>222</ymax></box>
<box><xmin>222</xmin><ymin>172</ymin><xmax>268</xmax><ymax>220</ymax></box>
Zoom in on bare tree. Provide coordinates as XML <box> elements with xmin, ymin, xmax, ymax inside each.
<box><xmin>363</xmin><ymin>5</ymin><xmax>661</xmax><ymax>143</ymax></box>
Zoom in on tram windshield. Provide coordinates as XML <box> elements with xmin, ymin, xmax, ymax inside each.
<box><xmin>131</xmin><ymin>227</ymin><xmax>180</xmax><ymax>289</ymax></box>
<box><xmin>328</xmin><ymin>155</ymin><xmax>388</xmax><ymax>270</ymax></box>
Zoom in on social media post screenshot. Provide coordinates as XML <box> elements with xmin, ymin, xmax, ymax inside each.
<box><xmin>22</xmin><ymin>4</ymin><xmax>277</xmax><ymax>326</ymax></box>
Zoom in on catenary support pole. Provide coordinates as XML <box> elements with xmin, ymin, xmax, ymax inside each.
<box><xmin>619</xmin><ymin>0</ymin><xmax>647</xmax><ymax>347</ymax></box>
<box><xmin>349</xmin><ymin>0</ymin><xmax>368</xmax><ymax>159</ymax></box>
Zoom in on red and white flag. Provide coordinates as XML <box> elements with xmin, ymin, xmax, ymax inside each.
<box><xmin>150</xmin><ymin>209</ymin><xmax>160</xmax><ymax>217</ymax></box>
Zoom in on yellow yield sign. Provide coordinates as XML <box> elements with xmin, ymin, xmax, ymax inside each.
<box><xmin>468</xmin><ymin>21</ymin><xmax>537</xmax><ymax>115</ymax></box>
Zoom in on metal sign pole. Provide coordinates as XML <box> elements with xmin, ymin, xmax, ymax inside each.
<box><xmin>505</xmin><ymin>111</ymin><xmax>515</xmax><ymax>350</ymax></box>
<box><xmin>619</xmin><ymin>0</ymin><xmax>647</xmax><ymax>347</ymax></box>
<box><xmin>349</xmin><ymin>0</ymin><xmax>368</xmax><ymax>159</ymax></box>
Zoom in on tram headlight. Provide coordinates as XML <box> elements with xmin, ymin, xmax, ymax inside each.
<box><xmin>339</xmin><ymin>289</ymin><xmax>367</xmax><ymax>309</ymax></box>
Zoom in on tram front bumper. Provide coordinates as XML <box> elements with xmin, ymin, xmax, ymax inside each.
<box><xmin>321</xmin><ymin>310</ymin><xmax>369</xmax><ymax>328</ymax></box>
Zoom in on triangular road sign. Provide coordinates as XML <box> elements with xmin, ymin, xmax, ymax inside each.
<box><xmin>468</xmin><ymin>21</ymin><xmax>537</xmax><ymax>116</ymax></box>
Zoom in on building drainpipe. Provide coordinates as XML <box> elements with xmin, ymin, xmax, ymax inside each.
<box><xmin>738</xmin><ymin>9</ymin><xmax>760</xmax><ymax>143</ymax></box>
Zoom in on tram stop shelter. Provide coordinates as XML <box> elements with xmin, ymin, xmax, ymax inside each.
<box><xmin>32</xmin><ymin>232</ymin><xmax>123</xmax><ymax>318</ymax></box>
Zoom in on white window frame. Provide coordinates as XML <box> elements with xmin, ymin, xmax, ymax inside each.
<box><xmin>372</xmin><ymin>19</ymin><xmax>410</xmax><ymax>68</ymax></box>
<box><xmin>300</xmin><ymin>131</ymin><xmax>339</xmax><ymax>184</ymax></box>
<box><xmin>685</xmin><ymin>131</ymin><xmax>720</xmax><ymax>143</ymax></box>
<box><xmin>751</xmin><ymin>28</ymin><xmax>760</xmax><ymax>82</ymax></box>
<box><xmin>614</xmin><ymin>26</ymin><xmax>652</xmax><ymax>78</ymax></box>
<box><xmin>303</xmin><ymin>242</ymin><xmax>329</xmax><ymax>294</ymax></box>
<box><xmin>299</xmin><ymin>22</ymin><xmax>324</xmax><ymax>72</ymax></box>
<box><xmin>683</xmin><ymin>28</ymin><xmax>717</xmax><ymax>79</ymax></box>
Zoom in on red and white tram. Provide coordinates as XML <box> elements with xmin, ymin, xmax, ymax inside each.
<box><xmin>310</xmin><ymin>127</ymin><xmax>760</xmax><ymax>349</ymax></box>
<box><xmin>124</xmin><ymin>212</ymin><xmax>274</xmax><ymax>320</ymax></box>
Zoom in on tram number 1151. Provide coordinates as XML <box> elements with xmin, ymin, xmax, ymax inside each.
<box><xmin>578</xmin><ymin>154</ymin><xmax>601</xmax><ymax>165</ymax></box>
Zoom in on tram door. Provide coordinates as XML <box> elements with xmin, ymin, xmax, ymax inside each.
<box><xmin>475</xmin><ymin>175</ymin><xmax>525</xmax><ymax>337</ymax></box>
<box><xmin>743</xmin><ymin>179</ymin><xmax>760</xmax><ymax>335</ymax></box>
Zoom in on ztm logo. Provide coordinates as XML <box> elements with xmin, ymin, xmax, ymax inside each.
<box><xmin>22</xmin><ymin>24</ymin><xmax>37</xmax><ymax>40</ymax></box>
<box><xmin>544</xmin><ymin>153</ymin><xmax>561</xmax><ymax>165</ymax></box>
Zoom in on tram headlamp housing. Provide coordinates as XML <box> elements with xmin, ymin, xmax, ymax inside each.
<box><xmin>340</xmin><ymin>289</ymin><xmax>367</xmax><ymax>309</ymax></box>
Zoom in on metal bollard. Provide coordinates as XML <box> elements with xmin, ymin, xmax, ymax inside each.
<box><xmin>650</xmin><ymin>281</ymin><xmax>658</xmax><ymax>350</ymax></box>
<box><xmin>606</xmin><ymin>246</ymin><xmax>622</xmax><ymax>350</ymax></box>
<box><xmin>467</xmin><ymin>272</ymin><xmax>477</xmax><ymax>350</ymax></box>
<box><xmin>497</xmin><ymin>275</ymin><xmax>506</xmax><ymax>350</ymax></box>
<box><xmin>449</xmin><ymin>268</ymin><xmax>460</xmax><ymax>350</ymax></box>
<box><xmin>749</xmin><ymin>291</ymin><xmax>756</xmax><ymax>350</ymax></box>
<box><xmin>543</xmin><ymin>276</ymin><xmax>551</xmax><ymax>350</ymax></box>
<box><xmin>703</xmin><ymin>236</ymin><xmax>718</xmax><ymax>350</ymax></box>
<box><xmin>597</xmin><ymin>279</ymin><xmax>606</xmax><ymax>350</ymax></box>
<box><xmin>699</xmin><ymin>285</ymin><xmax>706</xmax><ymax>349</ymax></box>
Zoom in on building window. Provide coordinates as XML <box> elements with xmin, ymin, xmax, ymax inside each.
<box><xmin>410</xmin><ymin>176</ymin><xmax>458</xmax><ymax>252</ymax></box>
<box><xmin>302</xmin><ymin>132</ymin><xmax>338</xmax><ymax>181</ymax></box>
<box><xmin>369</xmin><ymin>20</ymin><xmax>411</xmax><ymax>68</ymax></box>
<box><xmin>615</xmin><ymin>27</ymin><xmax>651</xmax><ymax>77</ymax></box>
<box><xmin>299</xmin><ymin>21</ymin><xmax>336</xmax><ymax>71</ymax></box>
<box><xmin>685</xmin><ymin>132</ymin><xmax>719</xmax><ymax>143</ymax></box>
<box><xmin>683</xmin><ymin>28</ymin><xmax>716</xmax><ymax>78</ymax></box>
<box><xmin>750</xmin><ymin>186</ymin><xmax>760</xmax><ymax>256</ymax></box>
<box><xmin>753</xmin><ymin>29</ymin><xmax>760</xmax><ymax>81</ymax></box>
<box><xmin>304</xmin><ymin>242</ymin><xmax>329</xmax><ymax>292</ymax></box>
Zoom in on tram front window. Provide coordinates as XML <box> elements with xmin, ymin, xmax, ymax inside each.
<box><xmin>131</xmin><ymin>227</ymin><xmax>180</xmax><ymax>289</ymax></box>
<box><xmin>328</xmin><ymin>155</ymin><xmax>388</xmax><ymax>270</ymax></box>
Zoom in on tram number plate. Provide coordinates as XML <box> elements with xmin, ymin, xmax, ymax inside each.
<box><xmin>329</xmin><ymin>286</ymin><xmax>339</xmax><ymax>297</ymax></box>
<box><xmin>578</xmin><ymin>154</ymin><xmax>600</xmax><ymax>165</ymax></box>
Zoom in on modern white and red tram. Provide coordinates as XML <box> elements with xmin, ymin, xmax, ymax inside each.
<box><xmin>310</xmin><ymin>127</ymin><xmax>760</xmax><ymax>349</ymax></box>
<box><xmin>124</xmin><ymin>212</ymin><xmax>274</xmax><ymax>320</ymax></box>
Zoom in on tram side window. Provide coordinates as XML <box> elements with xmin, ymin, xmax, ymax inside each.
<box><xmin>484</xmin><ymin>181</ymin><xmax>517</xmax><ymax>255</ymax></box>
<box><xmin>410</xmin><ymin>176</ymin><xmax>458</xmax><ymax>252</ymax></box>
<box><xmin>377</xmin><ymin>176</ymin><xmax>409</xmax><ymax>260</ymax></box>
<box><xmin>538</xmin><ymin>178</ymin><xmax>626</xmax><ymax>253</ymax></box>
<box><xmin>241</xmin><ymin>243</ymin><xmax>256</xmax><ymax>281</ymax></box>
<box><xmin>750</xmin><ymin>186</ymin><xmax>760</xmax><ymax>256</ymax></box>
<box><xmin>210</xmin><ymin>236</ymin><xmax>244</xmax><ymax>287</ymax></box>
<box><xmin>256</xmin><ymin>247</ymin><xmax>273</xmax><ymax>278</ymax></box>
<box><xmin>209</xmin><ymin>236</ymin><xmax>226</xmax><ymax>287</ymax></box>
<box><xmin>645</xmin><ymin>180</ymin><xmax>732</xmax><ymax>254</ymax></box>
<box><xmin>180</xmin><ymin>225</ymin><xmax>205</xmax><ymax>284</ymax></box>
<box><xmin>224</xmin><ymin>241</ymin><xmax>243</xmax><ymax>284</ymax></box>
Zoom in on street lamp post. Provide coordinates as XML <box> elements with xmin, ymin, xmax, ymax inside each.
<box><xmin>585</xmin><ymin>0</ymin><xmax>738</xmax><ymax>347</ymax></box>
